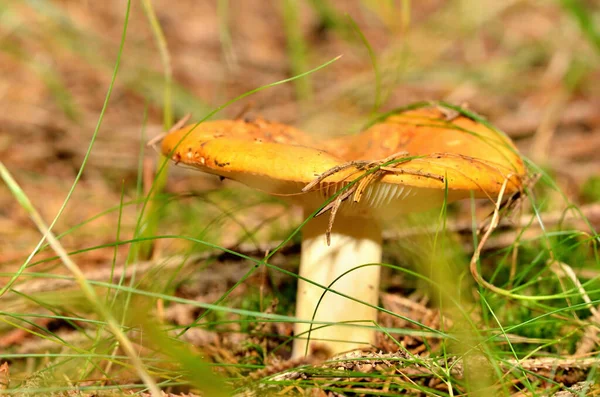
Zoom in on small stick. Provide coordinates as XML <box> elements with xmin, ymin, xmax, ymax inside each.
<box><xmin>326</xmin><ymin>195</ymin><xmax>344</xmax><ymax>245</ymax></box>
<box><xmin>146</xmin><ymin>113</ymin><xmax>192</xmax><ymax>148</ymax></box>
<box><xmin>353</xmin><ymin>171</ymin><xmax>380</xmax><ymax>203</ymax></box>
<box><xmin>305</xmin><ymin>151</ymin><xmax>445</xmax><ymax>243</ymax></box>
<box><xmin>314</xmin><ymin>185</ymin><xmax>356</xmax><ymax>218</ymax></box>
<box><xmin>302</xmin><ymin>162</ymin><xmax>366</xmax><ymax>192</ymax></box>
<box><xmin>302</xmin><ymin>152</ymin><xmax>410</xmax><ymax>193</ymax></box>
<box><xmin>169</xmin><ymin>113</ymin><xmax>192</xmax><ymax>132</ymax></box>
<box><xmin>379</xmin><ymin>167</ymin><xmax>445</xmax><ymax>182</ymax></box>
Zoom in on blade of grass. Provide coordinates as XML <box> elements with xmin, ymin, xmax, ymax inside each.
<box><xmin>136</xmin><ymin>55</ymin><xmax>343</xmax><ymax>281</ymax></box>
<box><xmin>560</xmin><ymin>0</ymin><xmax>600</xmax><ymax>54</ymax></box>
<box><xmin>347</xmin><ymin>16</ymin><xmax>383</xmax><ymax>113</ymax></box>
<box><xmin>0</xmin><ymin>162</ymin><xmax>162</xmax><ymax>397</ymax></box>
<box><xmin>217</xmin><ymin>0</ymin><xmax>237</xmax><ymax>68</ymax></box>
<box><xmin>141</xmin><ymin>318</ymin><xmax>229</xmax><ymax>396</ymax></box>
<box><xmin>281</xmin><ymin>0</ymin><xmax>313</xmax><ymax>102</ymax></box>
<box><xmin>0</xmin><ymin>0</ymin><xmax>132</xmax><ymax>298</ymax></box>
<box><xmin>136</xmin><ymin>0</ymin><xmax>174</xmax><ymax>261</ymax></box>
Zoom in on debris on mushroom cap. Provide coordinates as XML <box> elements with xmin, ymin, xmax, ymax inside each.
<box><xmin>328</xmin><ymin>108</ymin><xmax>515</xmax><ymax>162</ymax></box>
<box><xmin>323</xmin><ymin>107</ymin><xmax>525</xmax><ymax>192</ymax></box>
<box><xmin>160</xmin><ymin>118</ymin><xmax>344</xmax><ymax>194</ymax></box>
<box><xmin>161</xmin><ymin>108</ymin><xmax>526</xmax><ymax>214</ymax></box>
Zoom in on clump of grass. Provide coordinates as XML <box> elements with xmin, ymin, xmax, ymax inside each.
<box><xmin>1</xmin><ymin>1</ymin><xmax>599</xmax><ymax>396</ymax></box>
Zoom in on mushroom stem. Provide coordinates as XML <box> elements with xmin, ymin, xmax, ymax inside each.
<box><xmin>293</xmin><ymin>213</ymin><xmax>382</xmax><ymax>358</ymax></box>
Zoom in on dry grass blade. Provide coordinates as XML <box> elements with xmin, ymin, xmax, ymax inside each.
<box><xmin>3</xmin><ymin>1</ymin><xmax>599</xmax><ymax>394</ymax></box>
<box><xmin>242</xmin><ymin>351</ymin><xmax>599</xmax><ymax>395</ymax></box>
<box><xmin>469</xmin><ymin>174</ymin><xmax>515</xmax><ymax>295</ymax></box>
<box><xmin>0</xmin><ymin>163</ymin><xmax>162</xmax><ymax>397</ymax></box>
<box><xmin>305</xmin><ymin>151</ymin><xmax>445</xmax><ymax>244</ymax></box>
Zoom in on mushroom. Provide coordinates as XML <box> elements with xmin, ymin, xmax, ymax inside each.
<box><xmin>160</xmin><ymin>107</ymin><xmax>526</xmax><ymax>358</ymax></box>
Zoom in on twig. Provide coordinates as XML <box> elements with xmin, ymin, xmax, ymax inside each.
<box><xmin>146</xmin><ymin>113</ymin><xmax>192</xmax><ymax>149</ymax></box>
<box><xmin>245</xmin><ymin>350</ymin><xmax>600</xmax><ymax>387</ymax></box>
<box><xmin>304</xmin><ymin>151</ymin><xmax>444</xmax><ymax>244</ymax></box>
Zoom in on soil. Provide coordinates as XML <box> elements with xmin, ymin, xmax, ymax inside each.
<box><xmin>1</xmin><ymin>1</ymin><xmax>599</xmax><ymax>394</ymax></box>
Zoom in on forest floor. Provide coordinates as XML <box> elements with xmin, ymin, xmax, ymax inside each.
<box><xmin>1</xmin><ymin>1</ymin><xmax>600</xmax><ymax>396</ymax></box>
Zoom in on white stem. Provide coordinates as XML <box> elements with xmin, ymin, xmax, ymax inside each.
<box><xmin>292</xmin><ymin>213</ymin><xmax>382</xmax><ymax>358</ymax></box>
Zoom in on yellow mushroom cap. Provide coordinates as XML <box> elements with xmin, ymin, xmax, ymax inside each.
<box><xmin>161</xmin><ymin>108</ymin><xmax>526</xmax><ymax>215</ymax></box>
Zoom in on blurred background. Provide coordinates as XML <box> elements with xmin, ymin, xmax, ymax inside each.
<box><xmin>1</xmin><ymin>0</ymin><xmax>600</xmax><ymax>392</ymax></box>
<box><xmin>1</xmin><ymin>0</ymin><xmax>599</xmax><ymax>261</ymax></box>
